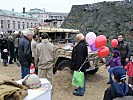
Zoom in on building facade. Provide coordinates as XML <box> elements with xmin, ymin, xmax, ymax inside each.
<box><xmin>0</xmin><ymin>9</ymin><xmax>38</xmax><ymax>34</ymax></box>
<box><xmin>28</xmin><ymin>8</ymin><xmax>68</xmax><ymax>27</ymax></box>
<box><xmin>0</xmin><ymin>8</ymin><xmax>68</xmax><ymax>34</ymax></box>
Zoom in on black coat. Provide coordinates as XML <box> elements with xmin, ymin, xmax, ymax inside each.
<box><xmin>71</xmin><ymin>40</ymin><xmax>89</xmax><ymax>72</ymax></box>
<box><xmin>1</xmin><ymin>39</ymin><xmax>7</xmax><ymax>50</ymax></box>
<box><xmin>1</xmin><ymin>52</ymin><xmax>8</xmax><ymax>59</ymax></box>
<box><xmin>114</xmin><ymin>41</ymin><xmax>131</xmax><ymax>59</ymax></box>
<box><xmin>18</xmin><ymin>36</ymin><xmax>32</xmax><ymax>67</ymax></box>
<box><xmin>7</xmin><ymin>39</ymin><xmax>14</xmax><ymax>53</ymax></box>
<box><xmin>103</xmin><ymin>84</ymin><xmax>133</xmax><ymax>100</ymax></box>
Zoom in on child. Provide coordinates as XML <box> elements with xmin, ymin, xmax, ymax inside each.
<box><xmin>103</xmin><ymin>67</ymin><xmax>133</xmax><ymax>100</ymax></box>
<box><xmin>125</xmin><ymin>56</ymin><xmax>133</xmax><ymax>86</ymax></box>
<box><xmin>2</xmin><ymin>49</ymin><xmax>8</xmax><ymax>66</ymax></box>
<box><xmin>106</xmin><ymin>50</ymin><xmax>121</xmax><ymax>84</ymax></box>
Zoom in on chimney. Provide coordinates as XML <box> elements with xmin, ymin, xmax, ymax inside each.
<box><xmin>12</xmin><ymin>9</ymin><xmax>14</xmax><ymax>12</ymax></box>
<box><xmin>23</xmin><ymin>7</ymin><xmax>25</xmax><ymax>13</ymax></box>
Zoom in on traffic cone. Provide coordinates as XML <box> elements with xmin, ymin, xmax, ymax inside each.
<box><xmin>30</xmin><ymin>64</ymin><xmax>36</xmax><ymax>74</ymax></box>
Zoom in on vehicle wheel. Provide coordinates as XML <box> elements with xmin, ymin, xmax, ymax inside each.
<box><xmin>57</xmin><ymin>60</ymin><xmax>71</xmax><ymax>70</ymax></box>
<box><xmin>88</xmin><ymin>67</ymin><xmax>99</xmax><ymax>75</ymax></box>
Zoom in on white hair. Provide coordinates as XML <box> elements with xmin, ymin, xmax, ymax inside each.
<box><xmin>76</xmin><ymin>33</ymin><xmax>85</xmax><ymax>41</ymax></box>
<box><xmin>22</xmin><ymin>29</ymin><xmax>34</xmax><ymax>36</ymax></box>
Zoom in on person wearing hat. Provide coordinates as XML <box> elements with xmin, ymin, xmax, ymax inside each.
<box><xmin>103</xmin><ymin>67</ymin><xmax>133</xmax><ymax>100</ymax></box>
<box><xmin>106</xmin><ymin>50</ymin><xmax>122</xmax><ymax>84</ymax></box>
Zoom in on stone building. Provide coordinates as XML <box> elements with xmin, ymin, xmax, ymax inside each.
<box><xmin>28</xmin><ymin>8</ymin><xmax>68</xmax><ymax>27</ymax></box>
<box><xmin>0</xmin><ymin>8</ymin><xmax>38</xmax><ymax>34</ymax></box>
<box><xmin>0</xmin><ymin>8</ymin><xmax>68</xmax><ymax>34</ymax></box>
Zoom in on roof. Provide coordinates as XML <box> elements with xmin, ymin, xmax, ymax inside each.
<box><xmin>28</xmin><ymin>8</ymin><xmax>68</xmax><ymax>16</ymax></box>
<box><xmin>29</xmin><ymin>8</ymin><xmax>44</xmax><ymax>13</ymax></box>
<box><xmin>39</xmin><ymin>27</ymin><xmax>79</xmax><ymax>33</ymax></box>
<box><xmin>0</xmin><ymin>9</ymin><xmax>36</xmax><ymax>19</ymax></box>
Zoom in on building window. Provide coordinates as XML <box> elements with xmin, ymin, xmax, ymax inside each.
<box><xmin>27</xmin><ymin>22</ymin><xmax>29</xmax><ymax>28</ymax></box>
<box><xmin>1</xmin><ymin>20</ymin><xmax>4</xmax><ymax>28</ymax></box>
<box><xmin>18</xmin><ymin>21</ymin><xmax>20</xmax><ymax>29</ymax></box>
<box><xmin>13</xmin><ymin>21</ymin><xmax>15</xmax><ymax>29</ymax></box>
<box><xmin>23</xmin><ymin>22</ymin><xmax>25</xmax><ymax>29</ymax></box>
<box><xmin>31</xmin><ymin>23</ymin><xmax>33</xmax><ymax>28</ymax></box>
<box><xmin>7</xmin><ymin>20</ymin><xmax>10</xmax><ymax>29</ymax></box>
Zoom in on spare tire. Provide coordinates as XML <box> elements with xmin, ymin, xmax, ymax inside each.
<box><xmin>57</xmin><ymin>60</ymin><xmax>71</xmax><ymax>70</ymax></box>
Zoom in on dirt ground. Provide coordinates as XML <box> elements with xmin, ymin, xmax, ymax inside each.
<box><xmin>53</xmin><ymin>67</ymin><xmax>109</xmax><ymax>100</ymax></box>
<box><xmin>0</xmin><ymin>60</ymin><xmax>111</xmax><ymax>100</ymax></box>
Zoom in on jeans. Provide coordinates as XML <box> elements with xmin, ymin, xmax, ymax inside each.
<box><xmin>14</xmin><ymin>47</ymin><xmax>18</xmax><ymax>62</ymax></box>
<box><xmin>75</xmin><ymin>76</ymin><xmax>86</xmax><ymax>95</ymax></box>
<box><xmin>9</xmin><ymin>52</ymin><xmax>14</xmax><ymax>63</ymax></box>
<box><xmin>108</xmin><ymin>66</ymin><xmax>123</xmax><ymax>82</ymax></box>
<box><xmin>3</xmin><ymin>59</ymin><xmax>7</xmax><ymax>65</ymax></box>
<box><xmin>21</xmin><ymin>66</ymin><xmax>30</xmax><ymax>79</ymax></box>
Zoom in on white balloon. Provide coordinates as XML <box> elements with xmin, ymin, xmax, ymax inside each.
<box><xmin>85</xmin><ymin>32</ymin><xmax>96</xmax><ymax>45</ymax></box>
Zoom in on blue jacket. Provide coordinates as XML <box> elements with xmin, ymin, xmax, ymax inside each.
<box><xmin>18</xmin><ymin>36</ymin><xmax>32</xmax><ymax>67</ymax></box>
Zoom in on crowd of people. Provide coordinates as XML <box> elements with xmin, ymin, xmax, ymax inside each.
<box><xmin>0</xmin><ymin>29</ymin><xmax>133</xmax><ymax>99</ymax></box>
<box><xmin>0</xmin><ymin>34</ymin><xmax>21</xmax><ymax>66</ymax></box>
<box><xmin>70</xmin><ymin>33</ymin><xmax>133</xmax><ymax>99</ymax></box>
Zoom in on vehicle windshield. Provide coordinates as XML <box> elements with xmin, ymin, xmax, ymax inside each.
<box><xmin>39</xmin><ymin>32</ymin><xmax>77</xmax><ymax>44</ymax></box>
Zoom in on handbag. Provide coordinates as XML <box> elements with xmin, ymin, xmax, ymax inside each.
<box><xmin>72</xmin><ymin>57</ymin><xmax>88</xmax><ymax>87</ymax></box>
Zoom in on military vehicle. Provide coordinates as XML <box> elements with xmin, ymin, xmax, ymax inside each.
<box><xmin>33</xmin><ymin>27</ymin><xmax>106</xmax><ymax>74</ymax></box>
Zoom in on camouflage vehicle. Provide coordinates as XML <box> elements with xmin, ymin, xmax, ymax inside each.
<box><xmin>34</xmin><ymin>27</ymin><xmax>106</xmax><ymax>74</ymax></box>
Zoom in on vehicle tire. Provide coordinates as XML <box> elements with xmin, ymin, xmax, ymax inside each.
<box><xmin>57</xmin><ymin>60</ymin><xmax>71</xmax><ymax>70</ymax></box>
<box><xmin>88</xmin><ymin>67</ymin><xmax>99</xmax><ymax>75</ymax></box>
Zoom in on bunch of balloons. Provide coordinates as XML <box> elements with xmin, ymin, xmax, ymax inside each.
<box><xmin>86</xmin><ymin>32</ymin><xmax>119</xmax><ymax>58</ymax></box>
<box><xmin>86</xmin><ymin>32</ymin><xmax>110</xmax><ymax>58</ymax></box>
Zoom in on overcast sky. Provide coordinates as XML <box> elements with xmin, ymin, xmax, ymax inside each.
<box><xmin>0</xmin><ymin>0</ymin><xmax>122</xmax><ymax>13</ymax></box>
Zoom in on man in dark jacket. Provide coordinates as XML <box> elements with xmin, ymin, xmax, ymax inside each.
<box><xmin>71</xmin><ymin>33</ymin><xmax>89</xmax><ymax>96</ymax></box>
<box><xmin>7</xmin><ymin>36</ymin><xmax>14</xmax><ymax>64</ymax></box>
<box><xmin>103</xmin><ymin>67</ymin><xmax>133</xmax><ymax>100</ymax></box>
<box><xmin>18</xmin><ymin>29</ymin><xmax>33</xmax><ymax>79</ymax></box>
<box><xmin>115</xmin><ymin>34</ymin><xmax>131</xmax><ymax>66</ymax></box>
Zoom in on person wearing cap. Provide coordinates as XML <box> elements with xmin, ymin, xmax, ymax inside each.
<box><xmin>35</xmin><ymin>33</ymin><xmax>54</xmax><ymax>84</ymax></box>
<box><xmin>71</xmin><ymin>33</ymin><xmax>89</xmax><ymax>96</ymax></box>
<box><xmin>125</xmin><ymin>56</ymin><xmax>133</xmax><ymax>87</ymax></box>
<box><xmin>18</xmin><ymin>29</ymin><xmax>33</xmax><ymax>79</ymax></box>
<box><xmin>103</xmin><ymin>67</ymin><xmax>133</xmax><ymax>100</ymax></box>
<box><xmin>106</xmin><ymin>50</ymin><xmax>121</xmax><ymax>84</ymax></box>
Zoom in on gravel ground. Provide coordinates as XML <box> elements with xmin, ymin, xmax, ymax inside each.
<box><xmin>0</xmin><ymin>61</ymin><xmax>21</xmax><ymax>81</ymax></box>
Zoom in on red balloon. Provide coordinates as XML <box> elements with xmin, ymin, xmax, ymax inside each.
<box><xmin>111</xmin><ymin>39</ymin><xmax>118</xmax><ymax>47</ymax></box>
<box><xmin>95</xmin><ymin>35</ymin><xmax>107</xmax><ymax>48</ymax></box>
<box><xmin>98</xmin><ymin>46</ymin><xmax>110</xmax><ymax>58</ymax></box>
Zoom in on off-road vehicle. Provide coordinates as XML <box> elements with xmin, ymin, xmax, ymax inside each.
<box><xmin>33</xmin><ymin>27</ymin><xmax>106</xmax><ymax>74</ymax></box>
